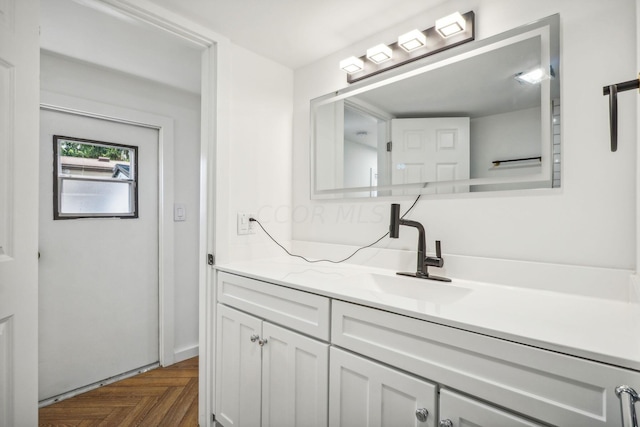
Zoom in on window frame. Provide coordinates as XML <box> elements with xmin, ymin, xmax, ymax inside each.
<box><xmin>53</xmin><ymin>135</ymin><xmax>139</xmax><ymax>220</ymax></box>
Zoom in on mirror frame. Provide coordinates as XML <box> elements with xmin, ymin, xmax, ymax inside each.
<box><xmin>310</xmin><ymin>14</ymin><xmax>560</xmax><ymax>199</ymax></box>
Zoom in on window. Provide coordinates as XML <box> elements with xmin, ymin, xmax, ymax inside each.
<box><xmin>53</xmin><ymin>135</ymin><xmax>138</xmax><ymax>219</ymax></box>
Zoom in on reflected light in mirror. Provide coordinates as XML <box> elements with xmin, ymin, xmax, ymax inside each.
<box><xmin>436</xmin><ymin>12</ymin><xmax>466</xmax><ymax>37</ymax></box>
<box><xmin>340</xmin><ymin>56</ymin><xmax>364</xmax><ymax>73</ymax></box>
<box><xmin>515</xmin><ymin>66</ymin><xmax>553</xmax><ymax>85</ymax></box>
<box><xmin>398</xmin><ymin>29</ymin><xmax>427</xmax><ymax>52</ymax></box>
<box><xmin>366</xmin><ymin>44</ymin><xmax>393</xmax><ymax>64</ymax></box>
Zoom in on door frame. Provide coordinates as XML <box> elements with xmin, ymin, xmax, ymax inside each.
<box><xmin>40</xmin><ymin>90</ymin><xmax>175</xmax><ymax>366</ymax></box>
<box><xmin>92</xmin><ymin>2</ymin><xmax>231</xmax><ymax>425</ymax></box>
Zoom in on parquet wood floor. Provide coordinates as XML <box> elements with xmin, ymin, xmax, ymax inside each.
<box><xmin>39</xmin><ymin>356</ymin><xmax>199</xmax><ymax>427</ymax></box>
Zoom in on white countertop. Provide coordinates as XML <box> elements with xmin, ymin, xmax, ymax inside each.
<box><xmin>216</xmin><ymin>257</ymin><xmax>640</xmax><ymax>372</ymax></box>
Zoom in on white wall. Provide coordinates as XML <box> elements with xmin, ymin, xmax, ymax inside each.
<box><xmin>40</xmin><ymin>51</ymin><xmax>201</xmax><ymax>360</ymax></box>
<box><xmin>222</xmin><ymin>44</ymin><xmax>294</xmax><ymax>262</ymax></box>
<box><xmin>471</xmin><ymin>107</ymin><xmax>541</xmax><ymax>179</ymax></box>
<box><xmin>293</xmin><ymin>0</ymin><xmax>637</xmax><ymax>274</ymax></box>
<box><xmin>344</xmin><ymin>140</ymin><xmax>377</xmax><ymax>188</ymax></box>
<box><xmin>470</xmin><ymin>107</ymin><xmax>548</xmax><ymax>192</ymax></box>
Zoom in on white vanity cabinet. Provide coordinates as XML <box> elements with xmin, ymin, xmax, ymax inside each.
<box><xmin>215</xmin><ymin>304</ymin><xmax>262</xmax><ymax>427</ymax></box>
<box><xmin>211</xmin><ymin>269</ymin><xmax>640</xmax><ymax>427</ymax></box>
<box><xmin>331</xmin><ymin>300</ymin><xmax>639</xmax><ymax>427</ymax></box>
<box><xmin>215</xmin><ymin>272</ymin><xmax>330</xmax><ymax>427</ymax></box>
<box><xmin>329</xmin><ymin>346</ymin><xmax>437</xmax><ymax>427</ymax></box>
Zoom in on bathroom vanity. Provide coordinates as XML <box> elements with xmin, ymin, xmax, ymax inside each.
<box><xmin>198</xmin><ymin>5</ymin><xmax>640</xmax><ymax>427</ymax></box>
<box><xmin>207</xmin><ymin>259</ymin><xmax>640</xmax><ymax>427</ymax></box>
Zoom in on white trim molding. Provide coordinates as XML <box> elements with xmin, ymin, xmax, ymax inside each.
<box><xmin>637</xmin><ymin>0</ymin><xmax>640</xmax><ymax>275</ymax></box>
<box><xmin>174</xmin><ymin>344</ymin><xmax>199</xmax><ymax>363</ymax></box>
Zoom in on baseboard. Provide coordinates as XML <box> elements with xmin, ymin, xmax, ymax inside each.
<box><xmin>174</xmin><ymin>344</ymin><xmax>199</xmax><ymax>363</ymax></box>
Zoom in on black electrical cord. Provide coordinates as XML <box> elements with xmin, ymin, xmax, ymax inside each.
<box><xmin>249</xmin><ymin>194</ymin><xmax>421</xmax><ymax>264</ymax></box>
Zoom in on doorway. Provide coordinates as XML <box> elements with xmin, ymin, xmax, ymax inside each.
<box><xmin>0</xmin><ymin>0</ymin><xmax>221</xmax><ymax>423</ymax></box>
<box><xmin>38</xmin><ymin>0</ymin><xmax>223</xmax><ymax>424</ymax></box>
<box><xmin>38</xmin><ymin>109</ymin><xmax>160</xmax><ymax>402</ymax></box>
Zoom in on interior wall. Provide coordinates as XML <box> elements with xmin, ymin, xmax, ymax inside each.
<box><xmin>344</xmin><ymin>140</ymin><xmax>377</xmax><ymax>188</ymax></box>
<box><xmin>470</xmin><ymin>107</ymin><xmax>548</xmax><ymax>191</ymax></box>
<box><xmin>292</xmin><ymin>0</ymin><xmax>637</xmax><ymax>273</ymax></box>
<box><xmin>470</xmin><ymin>107</ymin><xmax>541</xmax><ymax>180</ymax></box>
<box><xmin>222</xmin><ymin>44</ymin><xmax>294</xmax><ymax>263</ymax></box>
<box><xmin>40</xmin><ymin>51</ymin><xmax>201</xmax><ymax>360</ymax></box>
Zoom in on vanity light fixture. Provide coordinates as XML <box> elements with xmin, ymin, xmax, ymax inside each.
<box><xmin>435</xmin><ymin>12</ymin><xmax>466</xmax><ymax>37</ymax></box>
<box><xmin>366</xmin><ymin>44</ymin><xmax>393</xmax><ymax>64</ymax></box>
<box><xmin>341</xmin><ymin>10</ymin><xmax>475</xmax><ymax>83</ymax></box>
<box><xmin>339</xmin><ymin>56</ymin><xmax>364</xmax><ymax>74</ymax></box>
<box><xmin>398</xmin><ymin>29</ymin><xmax>427</xmax><ymax>52</ymax></box>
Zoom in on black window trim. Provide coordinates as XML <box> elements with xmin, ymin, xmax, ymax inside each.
<box><xmin>53</xmin><ymin>135</ymin><xmax>139</xmax><ymax>220</ymax></box>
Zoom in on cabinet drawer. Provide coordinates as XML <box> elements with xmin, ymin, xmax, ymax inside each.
<box><xmin>217</xmin><ymin>271</ymin><xmax>330</xmax><ymax>340</ymax></box>
<box><xmin>332</xmin><ymin>300</ymin><xmax>639</xmax><ymax>427</ymax></box>
<box><xmin>439</xmin><ymin>388</ymin><xmax>543</xmax><ymax>427</ymax></box>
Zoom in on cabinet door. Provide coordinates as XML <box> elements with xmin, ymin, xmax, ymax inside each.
<box><xmin>215</xmin><ymin>304</ymin><xmax>262</xmax><ymax>427</ymax></box>
<box><xmin>262</xmin><ymin>322</ymin><xmax>329</xmax><ymax>427</ymax></box>
<box><xmin>439</xmin><ymin>389</ymin><xmax>543</xmax><ymax>427</ymax></box>
<box><xmin>330</xmin><ymin>347</ymin><xmax>437</xmax><ymax>427</ymax></box>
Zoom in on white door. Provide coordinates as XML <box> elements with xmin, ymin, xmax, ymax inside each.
<box><xmin>38</xmin><ymin>109</ymin><xmax>159</xmax><ymax>401</ymax></box>
<box><xmin>0</xmin><ymin>0</ymin><xmax>40</xmax><ymax>425</ymax></box>
<box><xmin>439</xmin><ymin>388</ymin><xmax>544</xmax><ymax>426</ymax></box>
<box><xmin>329</xmin><ymin>347</ymin><xmax>437</xmax><ymax>427</ymax></box>
<box><xmin>215</xmin><ymin>304</ymin><xmax>262</xmax><ymax>427</ymax></box>
<box><xmin>261</xmin><ymin>322</ymin><xmax>328</xmax><ymax>427</ymax></box>
<box><xmin>391</xmin><ymin>118</ymin><xmax>470</xmax><ymax>195</ymax></box>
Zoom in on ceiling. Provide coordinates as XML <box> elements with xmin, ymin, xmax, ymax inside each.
<box><xmin>137</xmin><ymin>0</ymin><xmax>448</xmax><ymax>69</ymax></box>
<box><xmin>356</xmin><ymin>37</ymin><xmax>544</xmax><ymax>119</ymax></box>
<box><xmin>40</xmin><ymin>0</ymin><xmax>203</xmax><ymax>93</ymax></box>
<box><xmin>40</xmin><ymin>0</ymin><xmax>451</xmax><ymax>93</ymax></box>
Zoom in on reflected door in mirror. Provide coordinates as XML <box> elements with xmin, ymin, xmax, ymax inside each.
<box><xmin>391</xmin><ymin>118</ymin><xmax>470</xmax><ymax>195</ymax></box>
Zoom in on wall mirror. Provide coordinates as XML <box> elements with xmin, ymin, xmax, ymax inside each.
<box><xmin>311</xmin><ymin>14</ymin><xmax>560</xmax><ymax>198</ymax></box>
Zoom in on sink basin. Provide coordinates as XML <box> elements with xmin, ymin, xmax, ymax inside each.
<box><xmin>336</xmin><ymin>273</ymin><xmax>471</xmax><ymax>304</ymax></box>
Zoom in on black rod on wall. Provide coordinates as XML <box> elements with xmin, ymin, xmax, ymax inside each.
<box><xmin>492</xmin><ymin>156</ymin><xmax>542</xmax><ymax>167</ymax></box>
<box><xmin>603</xmin><ymin>75</ymin><xmax>639</xmax><ymax>152</ymax></box>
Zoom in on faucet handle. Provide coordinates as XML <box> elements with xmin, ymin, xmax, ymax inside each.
<box><xmin>389</xmin><ymin>204</ymin><xmax>401</xmax><ymax>238</ymax></box>
<box><xmin>425</xmin><ymin>240</ymin><xmax>445</xmax><ymax>268</ymax></box>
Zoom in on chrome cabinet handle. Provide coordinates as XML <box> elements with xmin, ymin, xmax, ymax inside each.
<box><xmin>250</xmin><ymin>335</ymin><xmax>267</xmax><ymax>346</ymax></box>
<box><xmin>439</xmin><ymin>420</ymin><xmax>453</xmax><ymax>427</ymax></box>
<box><xmin>415</xmin><ymin>408</ymin><xmax>429</xmax><ymax>422</ymax></box>
<box><xmin>616</xmin><ymin>385</ymin><xmax>639</xmax><ymax>427</ymax></box>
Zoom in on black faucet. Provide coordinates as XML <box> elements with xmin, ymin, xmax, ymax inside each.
<box><xmin>389</xmin><ymin>203</ymin><xmax>451</xmax><ymax>282</ymax></box>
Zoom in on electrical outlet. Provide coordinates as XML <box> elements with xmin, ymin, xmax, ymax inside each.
<box><xmin>237</xmin><ymin>213</ymin><xmax>256</xmax><ymax>235</ymax></box>
<box><xmin>248</xmin><ymin>213</ymin><xmax>257</xmax><ymax>234</ymax></box>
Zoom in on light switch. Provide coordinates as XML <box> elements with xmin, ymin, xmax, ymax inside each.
<box><xmin>174</xmin><ymin>203</ymin><xmax>186</xmax><ymax>221</ymax></box>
